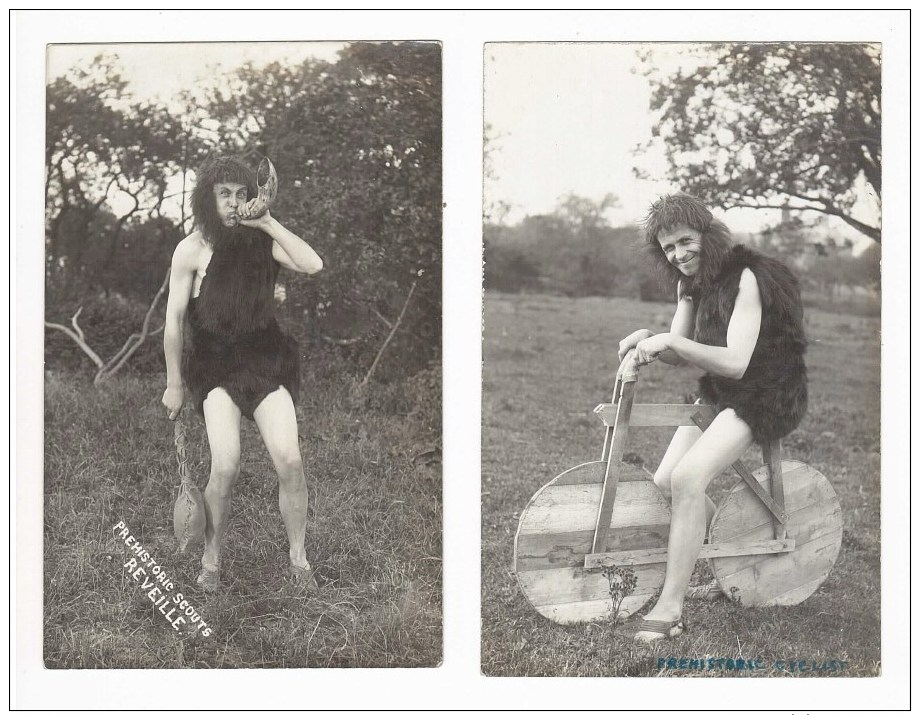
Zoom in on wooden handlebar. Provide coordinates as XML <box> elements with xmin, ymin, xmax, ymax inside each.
<box><xmin>612</xmin><ymin>349</ymin><xmax>642</xmax><ymax>401</ymax></box>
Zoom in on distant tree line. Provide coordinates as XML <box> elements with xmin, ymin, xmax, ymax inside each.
<box><xmin>484</xmin><ymin>194</ymin><xmax>880</xmax><ymax>309</ymax></box>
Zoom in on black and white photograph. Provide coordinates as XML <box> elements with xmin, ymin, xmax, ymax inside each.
<box><xmin>14</xmin><ymin>8</ymin><xmax>910</xmax><ymax>711</ymax></box>
<box><xmin>42</xmin><ymin>40</ymin><xmax>442</xmax><ymax>669</ymax></box>
<box><xmin>483</xmin><ymin>41</ymin><xmax>883</xmax><ymax>677</ymax></box>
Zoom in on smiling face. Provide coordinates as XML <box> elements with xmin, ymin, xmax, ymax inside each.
<box><xmin>657</xmin><ymin>223</ymin><xmax>703</xmax><ymax>277</ymax></box>
<box><xmin>213</xmin><ymin>182</ymin><xmax>249</xmax><ymax>227</ymax></box>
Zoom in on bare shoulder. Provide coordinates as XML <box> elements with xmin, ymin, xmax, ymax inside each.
<box><xmin>738</xmin><ymin>267</ymin><xmax>759</xmax><ymax>291</ymax></box>
<box><xmin>736</xmin><ymin>268</ymin><xmax>762</xmax><ymax>307</ymax></box>
<box><xmin>172</xmin><ymin>231</ymin><xmax>207</xmax><ymax>268</ymax></box>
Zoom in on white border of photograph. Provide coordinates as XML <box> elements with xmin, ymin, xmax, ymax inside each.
<box><xmin>13</xmin><ymin>8</ymin><xmax>910</xmax><ymax>711</ymax></box>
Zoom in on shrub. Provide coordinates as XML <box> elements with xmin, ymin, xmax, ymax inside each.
<box><xmin>44</xmin><ymin>294</ymin><xmax>165</xmax><ymax>376</ymax></box>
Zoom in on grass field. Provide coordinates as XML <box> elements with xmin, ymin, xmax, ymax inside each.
<box><xmin>482</xmin><ymin>291</ymin><xmax>880</xmax><ymax>677</ymax></box>
<box><xmin>44</xmin><ymin>368</ymin><xmax>441</xmax><ymax>668</ymax></box>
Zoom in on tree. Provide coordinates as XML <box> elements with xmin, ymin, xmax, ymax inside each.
<box><xmin>482</xmin><ymin>194</ymin><xmax>653</xmax><ymax>299</ymax></box>
<box><xmin>46</xmin><ymin>55</ymin><xmax>202</xmax><ymax>297</ymax></box>
<box><xmin>555</xmin><ymin>192</ymin><xmax>620</xmax><ymax>233</ymax></box>
<box><xmin>483</xmin><ymin>122</ymin><xmax>513</xmax><ymax>225</ymax></box>
<box><xmin>46</xmin><ymin>45</ymin><xmax>443</xmax><ymax>382</ymax></box>
<box><xmin>197</xmin><ymin>43</ymin><xmax>442</xmax><ymax>378</ymax></box>
<box><xmin>639</xmin><ymin>43</ymin><xmax>881</xmax><ymax>242</ymax></box>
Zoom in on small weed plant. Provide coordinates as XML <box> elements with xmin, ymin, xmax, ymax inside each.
<box><xmin>602</xmin><ymin>565</ymin><xmax>637</xmax><ymax>625</ymax></box>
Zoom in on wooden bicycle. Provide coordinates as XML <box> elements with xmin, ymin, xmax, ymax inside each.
<box><xmin>514</xmin><ymin>351</ymin><xmax>843</xmax><ymax>624</ymax></box>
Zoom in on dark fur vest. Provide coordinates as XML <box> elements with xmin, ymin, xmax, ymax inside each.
<box><xmin>183</xmin><ymin>229</ymin><xmax>300</xmax><ymax>419</ymax></box>
<box><xmin>194</xmin><ymin>228</ymin><xmax>280</xmax><ymax>338</ymax></box>
<box><xmin>693</xmin><ymin>244</ymin><xmax>808</xmax><ymax>444</ymax></box>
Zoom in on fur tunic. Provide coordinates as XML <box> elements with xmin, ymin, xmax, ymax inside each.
<box><xmin>182</xmin><ymin>229</ymin><xmax>299</xmax><ymax>419</ymax></box>
<box><xmin>692</xmin><ymin>244</ymin><xmax>808</xmax><ymax>444</ymax></box>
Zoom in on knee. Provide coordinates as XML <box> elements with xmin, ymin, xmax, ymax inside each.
<box><xmin>274</xmin><ymin>450</ymin><xmax>304</xmax><ymax>482</ymax></box>
<box><xmin>669</xmin><ymin>461</ymin><xmax>706</xmax><ymax>502</ymax></box>
<box><xmin>653</xmin><ymin>468</ymin><xmax>672</xmax><ymax>496</ymax></box>
<box><xmin>208</xmin><ymin>459</ymin><xmax>240</xmax><ymax>496</ymax></box>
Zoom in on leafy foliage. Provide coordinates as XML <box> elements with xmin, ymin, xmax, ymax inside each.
<box><xmin>484</xmin><ymin>194</ymin><xmax>665</xmax><ymax>300</ymax></box>
<box><xmin>46</xmin><ymin>57</ymin><xmax>199</xmax><ymax>300</ymax></box>
<box><xmin>45</xmin><ymin>43</ymin><xmax>442</xmax><ymax>381</ymax></box>
<box><xmin>485</xmin><ymin>191</ymin><xmax>878</xmax><ymax>307</ymax></box>
<box><xmin>602</xmin><ymin>565</ymin><xmax>637</xmax><ymax>624</ymax></box>
<box><xmin>639</xmin><ymin>43</ymin><xmax>881</xmax><ymax>241</ymax></box>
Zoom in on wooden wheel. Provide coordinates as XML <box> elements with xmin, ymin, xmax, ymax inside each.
<box><xmin>709</xmin><ymin>460</ymin><xmax>842</xmax><ymax>606</ymax></box>
<box><xmin>514</xmin><ymin>461</ymin><xmax>670</xmax><ymax>624</ymax></box>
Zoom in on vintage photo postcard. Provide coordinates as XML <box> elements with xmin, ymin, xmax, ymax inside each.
<box><xmin>15</xmin><ymin>8</ymin><xmax>909</xmax><ymax>712</ymax></box>
<box><xmin>482</xmin><ymin>41</ymin><xmax>882</xmax><ymax>677</ymax></box>
<box><xmin>42</xmin><ymin>40</ymin><xmax>442</xmax><ymax>669</ymax></box>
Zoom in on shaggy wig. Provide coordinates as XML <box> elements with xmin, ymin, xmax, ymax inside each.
<box><xmin>642</xmin><ymin>193</ymin><xmax>734</xmax><ymax>299</ymax></box>
<box><xmin>191</xmin><ymin>156</ymin><xmax>258</xmax><ymax>244</ymax></box>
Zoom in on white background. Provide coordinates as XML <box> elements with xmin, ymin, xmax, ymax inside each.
<box><xmin>12</xmin><ymin>9</ymin><xmax>912</xmax><ymax>712</ymax></box>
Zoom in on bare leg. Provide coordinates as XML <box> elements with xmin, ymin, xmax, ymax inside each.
<box><xmin>200</xmin><ymin>388</ymin><xmax>242</xmax><ymax>587</ymax></box>
<box><xmin>253</xmin><ymin>387</ymin><xmax>313</xmax><ymax>580</ymax></box>
<box><xmin>654</xmin><ymin>425</ymin><xmax>717</xmax><ymax>529</ymax></box>
<box><xmin>638</xmin><ymin>408</ymin><xmax>754</xmax><ymax>640</ymax></box>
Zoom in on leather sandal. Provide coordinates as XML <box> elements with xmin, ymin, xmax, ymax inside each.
<box><xmin>686</xmin><ymin>581</ymin><xmax>725</xmax><ymax>601</ymax></box>
<box><xmin>621</xmin><ymin>617</ymin><xmax>686</xmax><ymax>642</ymax></box>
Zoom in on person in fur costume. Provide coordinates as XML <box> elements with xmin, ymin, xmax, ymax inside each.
<box><xmin>617</xmin><ymin>193</ymin><xmax>808</xmax><ymax>642</ymax></box>
<box><xmin>162</xmin><ymin>156</ymin><xmax>324</xmax><ymax>592</ymax></box>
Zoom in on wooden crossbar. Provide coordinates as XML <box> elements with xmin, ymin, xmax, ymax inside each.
<box><xmin>583</xmin><ymin>538</ymin><xmax>796</xmax><ymax>569</ymax></box>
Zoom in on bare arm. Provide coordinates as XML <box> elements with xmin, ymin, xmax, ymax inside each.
<box><xmin>238</xmin><ymin>208</ymin><xmax>323</xmax><ymax>274</ymax></box>
<box><xmin>162</xmin><ymin>237</ymin><xmax>196</xmax><ymax>418</ymax></box>
<box><xmin>656</xmin><ymin>282</ymin><xmax>695</xmax><ymax>366</ymax></box>
<box><xmin>635</xmin><ymin>269</ymin><xmax>762</xmax><ymax>379</ymax></box>
<box><xmin>617</xmin><ymin>282</ymin><xmax>695</xmax><ymax>366</ymax></box>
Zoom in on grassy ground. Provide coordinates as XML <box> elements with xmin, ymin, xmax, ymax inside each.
<box><xmin>482</xmin><ymin>291</ymin><xmax>880</xmax><ymax>677</ymax></box>
<box><xmin>44</xmin><ymin>368</ymin><xmax>442</xmax><ymax>668</ymax></box>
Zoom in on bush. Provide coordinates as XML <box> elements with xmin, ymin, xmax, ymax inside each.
<box><xmin>483</xmin><ymin>243</ymin><xmax>542</xmax><ymax>293</ymax></box>
<box><xmin>638</xmin><ymin>275</ymin><xmax>673</xmax><ymax>303</ymax></box>
<box><xmin>44</xmin><ymin>294</ymin><xmax>165</xmax><ymax>376</ymax></box>
<box><xmin>484</xmin><ymin>220</ymin><xmax>654</xmax><ymax>299</ymax></box>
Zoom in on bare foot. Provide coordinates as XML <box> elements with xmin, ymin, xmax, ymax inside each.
<box><xmin>197</xmin><ymin>566</ymin><xmax>219</xmax><ymax>593</ymax></box>
<box><xmin>289</xmin><ymin>563</ymin><xmax>319</xmax><ymax>593</ymax></box>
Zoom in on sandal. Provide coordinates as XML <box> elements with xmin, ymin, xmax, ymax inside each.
<box><xmin>620</xmin><ymin>617</ymin><xmax>686</xmax><ymax>643</ymax></box>
<box><xmin>686</xmin><ymin>581</ymin><xmax>725</xmax><ymax>601</ymax></box>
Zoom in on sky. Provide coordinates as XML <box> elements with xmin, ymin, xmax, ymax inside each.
<box><xmin>47</xmin><ymin>42</ymin><xmax>347</xmax><ymax>104</ymax></box>
<box><xmin>485</xmin><ymin>43</ymin><xmax>675</xmax><ymax>228</ymax></box>
<box><xmin>483</xmin><ymin>43</ymin><xmax>877</xmax><ymax>248</ymax></box>
<box><xmin>47</xmin><ymin>42</ymin><xmax>348</xmax><ymax>224</ymax></box>
<box><xmin>46</xmin><ymin>40</ymin><xmax>877</xmax><ymax>249</ymax></box>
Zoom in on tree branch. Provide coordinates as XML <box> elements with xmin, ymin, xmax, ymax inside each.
<box><xmin>725</xmin><ymin>191</ymin><xmax>881</xmax><ymax>243</ymax></box>
<box><xmin>360</xmin><ymin>280</ymin><xmax>417</xmax><ymax>387</ymax></box>
<box><xmin>95</xmin><ymin>268</ymin><xmax>170</xmax><ymax>384</ymax></box>
<box><xmin>46</xmin><ymin>268</ymin><xmax>171</xmax><ymax>385</ymax></box>
<box><xmin>370</xmin><ymin>307</ymin><xmax>394</xmax><ymax>329</ymax></box>
<box><xmin>45</xmin><ymin>308</ymin><xmax>105</xmax><ymax>369</ymax></box>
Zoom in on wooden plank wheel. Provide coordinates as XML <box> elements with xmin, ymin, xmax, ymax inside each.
<box><xmin>709</xmin><ymin>460</ymin><xmax>843</xmax><ymax>606</ymax></box>
<box><xmin>514</xmin><ymin>461</ymin><xmax>670</xmax><ymax>624</ymax></box>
